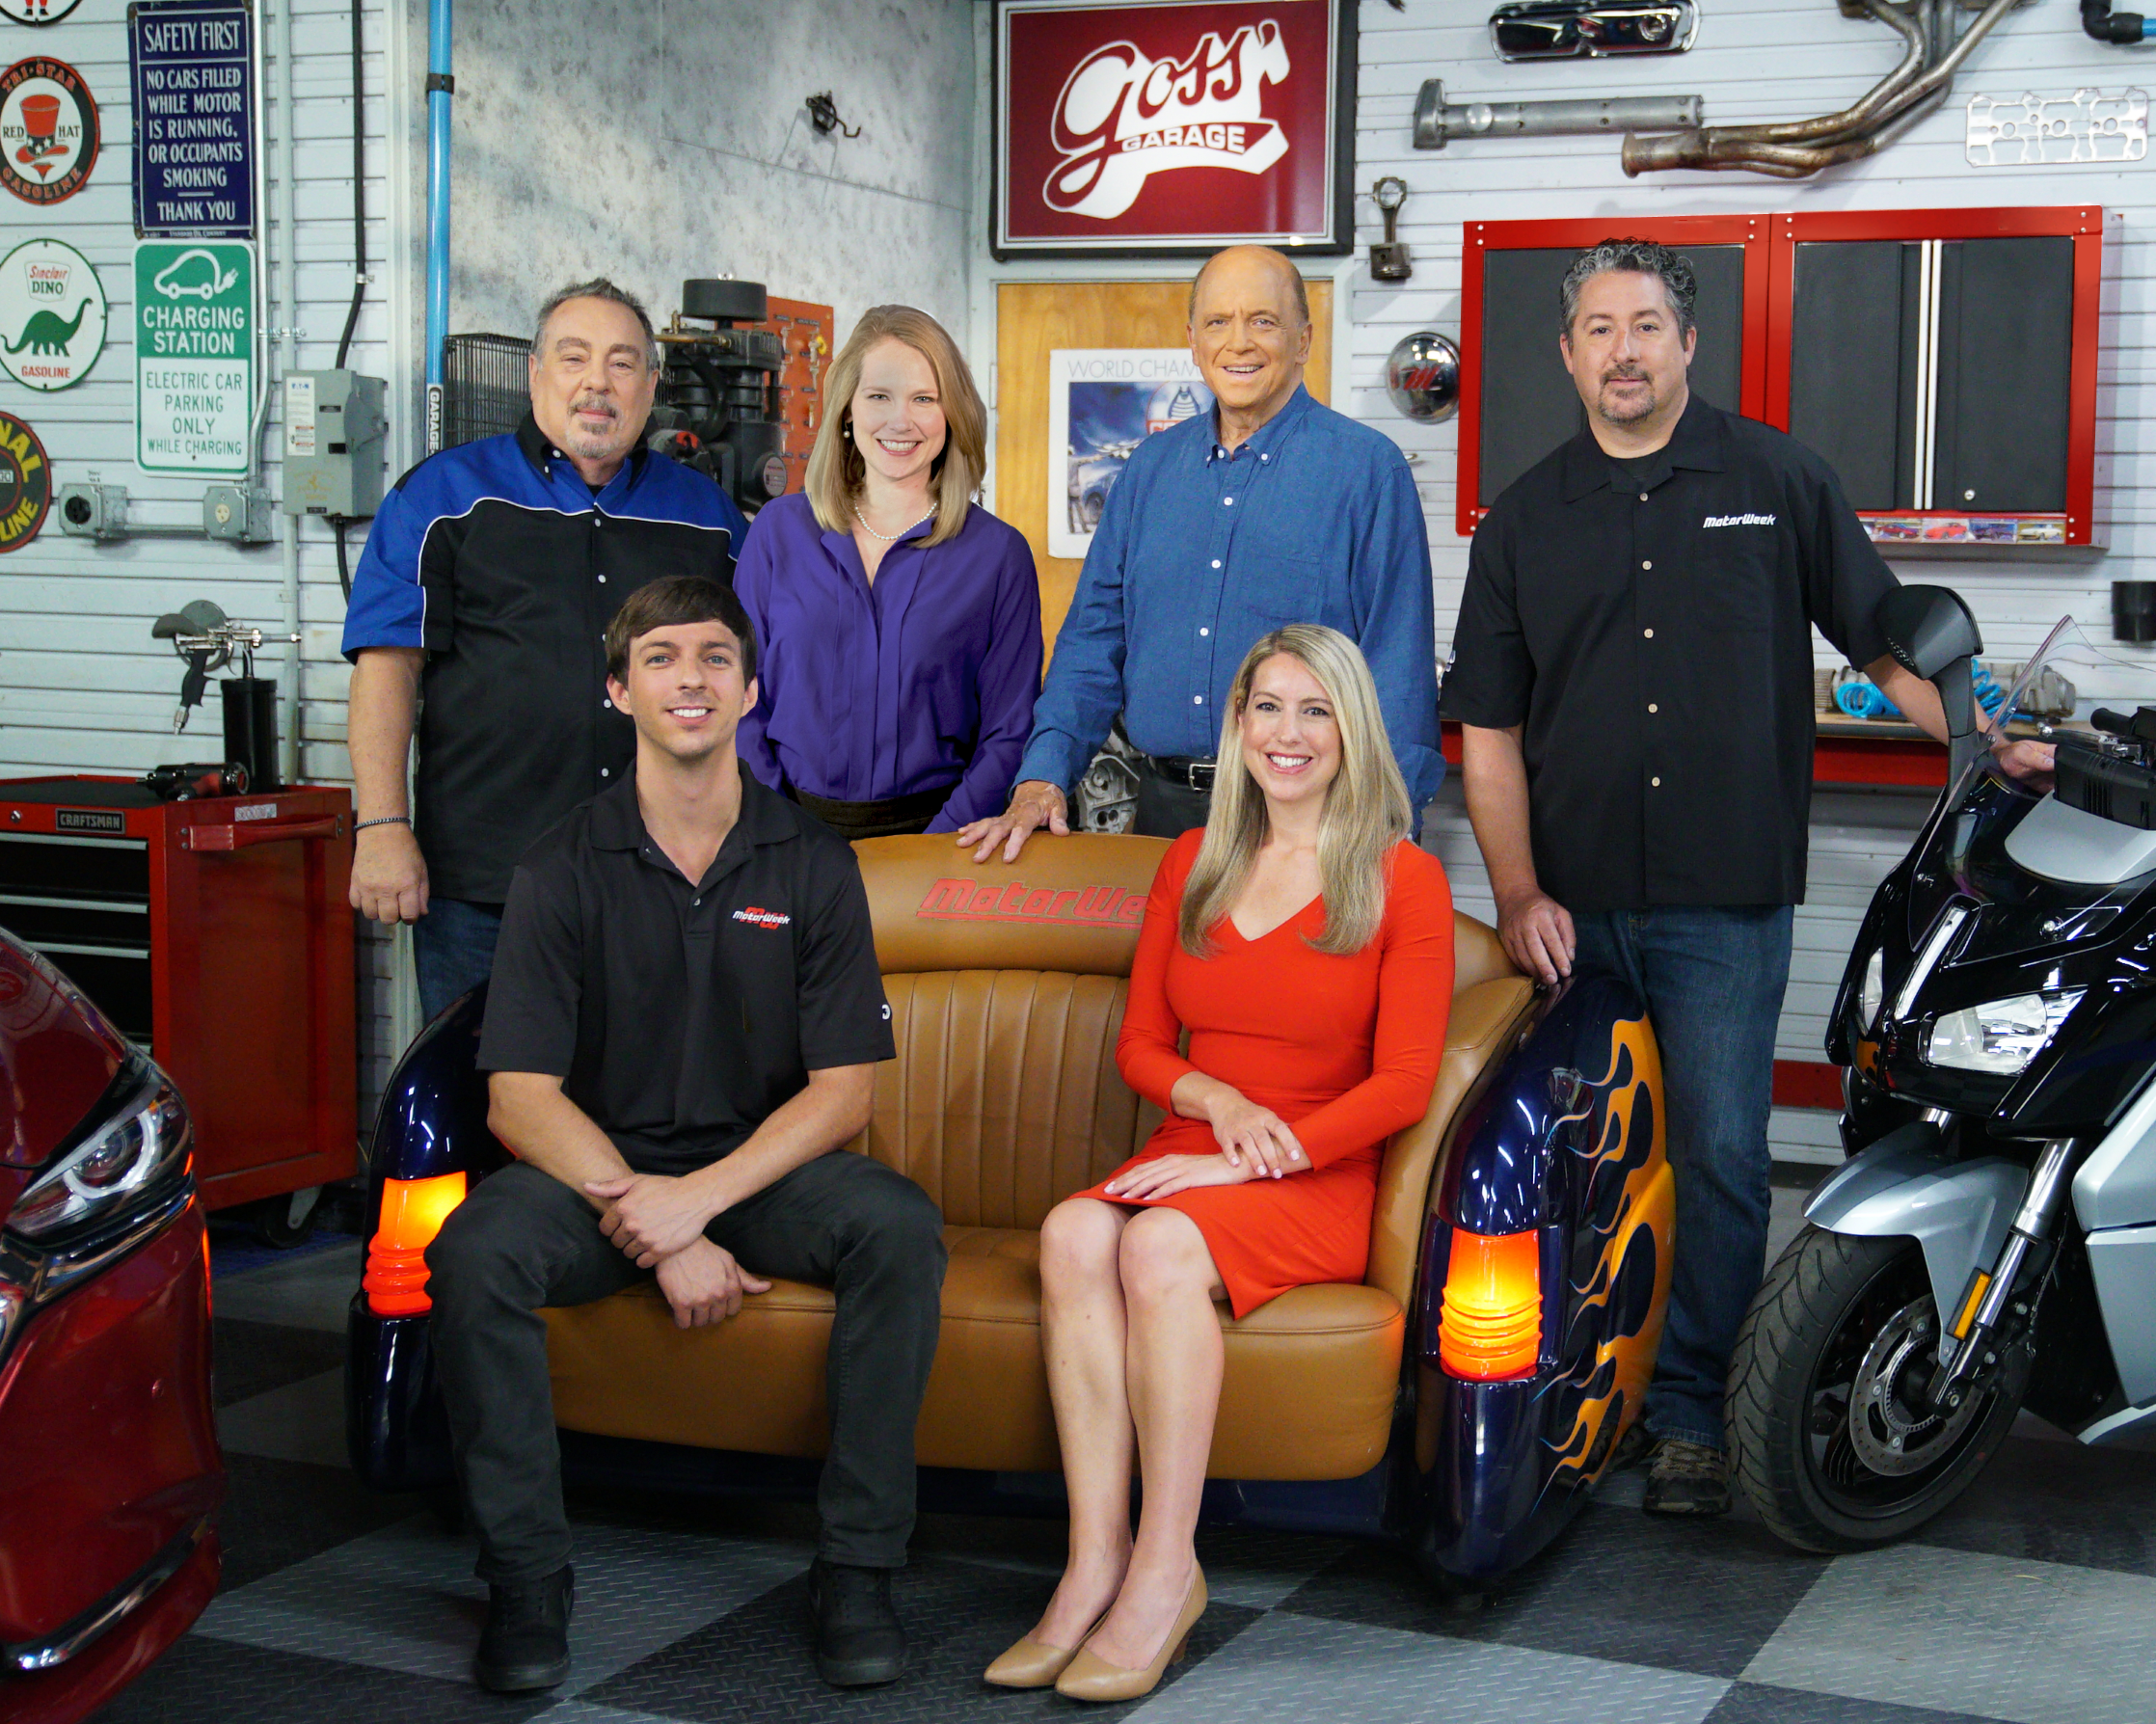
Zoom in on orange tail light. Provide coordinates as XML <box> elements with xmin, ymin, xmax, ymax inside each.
<box><xmin>1438</xmin><ymin>1226</ymin><xmax>1543</xmax><ymax>1381</ymax></box>
<box><xmin>363</xmin><ymin>1172</ymin><xmax>468</xmax><ymax>1316</ymax></box>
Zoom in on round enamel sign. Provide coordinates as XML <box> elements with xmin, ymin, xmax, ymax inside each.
<box><xmin>0</xmin><ymin>57</ymin><xmax>99</xmax><ymax>205</ymax></box>
<box><xmin>0</xmin><ymin>238</ymin><xmax>106</xmax><ymax>390</ymax></box>
<box><xmin>0</xmin><ymin>409</ymin><xmax>52</xmax><ymax>553</ymax></box>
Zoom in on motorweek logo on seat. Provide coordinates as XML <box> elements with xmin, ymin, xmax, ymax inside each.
<box><xmin>918</xmin><ymin>878</ymin><xmax>1145</xmax><ymax>929</ymax></box>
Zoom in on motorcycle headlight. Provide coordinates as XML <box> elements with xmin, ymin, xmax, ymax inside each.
<box><xmin>5</xmin><ymin>1069</ymin><xmax>192</xmax><ymax>1245</ymax></box>
<box><xmin>1859</xmin><ymin>949</ymin><xmax>1884</xmax><ymax>1027</ymax></box>
<box><xmin>1926</xmin><ymin>990</ymin><xmax>2085</xmax><ymax>1076</ymax></box>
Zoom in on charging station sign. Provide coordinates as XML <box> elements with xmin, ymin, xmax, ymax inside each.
<box><xmin>133</xmin><ymin>238</ymin><xmax>254</xmax><ymax>477</ymax></box>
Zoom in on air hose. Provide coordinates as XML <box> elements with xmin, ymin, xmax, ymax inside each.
<box><xmin>2083</xmin><ymin>0</ymin><xmax>2153</xmax><ymax>43</ymax></box>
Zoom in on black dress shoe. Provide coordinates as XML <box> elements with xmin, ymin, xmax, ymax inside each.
<box><xmin>474</xmin><ymin>1564</ymin><xmax>574</xmax><ymax>1692</ymax></box>
<box><xmin>807</xmin><ymin>1558</ymin><xmax>905</xmax><ymax>1687</ymax></box>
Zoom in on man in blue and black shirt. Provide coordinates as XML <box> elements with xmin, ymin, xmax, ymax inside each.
<box><xmin>960</xmin><ymin>246</ymin><xmax>1441</xmax><ymax>859</ymax></box>
<box><xmin>341</xmin><ymin>279</ymin><xmax>748</xmax><ymax>1018</ymax></box>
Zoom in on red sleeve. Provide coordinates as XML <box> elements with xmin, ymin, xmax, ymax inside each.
<box><xmin>1115</xmin><ymin>832</ymin><xmax>1203</xmax><ymax>1109</ymax></box>
<box><xmin>1292</xmin><ymin>846</ymin><xmax>1456</xmax><ymax>1170</ymax></box>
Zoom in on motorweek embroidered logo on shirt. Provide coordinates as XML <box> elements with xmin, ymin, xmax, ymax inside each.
<box><xmin>732</xmin><ymin>906</ymin><xmax>792</xmax><ymax>929</ymax></box>
<box><xmin>1703</xmin><ymin>513</ymin><xmax>1777</xmax><ymax>527</ymax></box>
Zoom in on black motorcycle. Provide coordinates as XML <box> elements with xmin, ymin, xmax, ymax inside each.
<box><xmin>1729</xmin><ymin>588</ymin><xmax>2156</xmax><ymax>1551</ymax></box>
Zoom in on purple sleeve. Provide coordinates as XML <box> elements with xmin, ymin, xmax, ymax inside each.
<box><xmin>731</xmin><ymin>510</ymin><xmax>787</xmax><ymax>793</ymax></box>
<box><xmin>928</xmin><ymin>526</ymin><xmax>1045</xmax><ymax>832</ymax></box>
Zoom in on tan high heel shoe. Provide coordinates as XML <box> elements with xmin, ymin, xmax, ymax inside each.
<box><xmin>983</xmin><ymin>1605</ymin><xmax>1109</xmax><ymax>1689</ymax></box>
<box><xmin>1053</xmin><ymin>1564</ymin><xmax>1207</xmax><ymax>1704</ymax></box>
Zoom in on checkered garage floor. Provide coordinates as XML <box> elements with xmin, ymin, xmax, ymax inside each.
<box><xmin>92</xmin><ymin>1188</ymin><xmax>2156</xmax><ymax>1724</ymax></box>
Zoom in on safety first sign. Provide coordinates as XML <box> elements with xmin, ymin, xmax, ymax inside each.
<box><xmin>133</xmin><ymin>237</ymin><xmax>255</xmax><ymax>477</ymax></box>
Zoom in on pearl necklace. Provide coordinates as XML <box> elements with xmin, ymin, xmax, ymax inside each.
<box><xmin>852</xmin><ymin>502</ymin><xmax>934</xmax><ymax>543</ymax></box>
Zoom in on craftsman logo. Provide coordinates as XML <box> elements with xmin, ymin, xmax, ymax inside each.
<box><xmin>0</xmin><ymin>407</ymin><xmax>50</xmax><ymax>552</ymax></box>
<box><xmin>56</xmin><ymin>807</ymin><xmax>123</xmax><ymax>833</ymax></box>
<box><xmin>233</xmin><ymin>801</ymin><xmax>277</xmax><ymax>821</ymax></box>
<box><xmin>1703</xmin><ymin>513</ymin><xmax>1776</xmax><ymax>528</ymax></box>
<box><xmin>0</xmin><ymin>57</ymin><xmax>100</xmax><ymax>206</ymax></box>
<box><xmin>916</xmin><ymin>877</ymin><xmax>1146</xmax><ymax>929</ymax></box>
<box><xmin>1046</xmin><ymin>20</ymin><xmax>1292</xmax><ymax>219</ymax></box>
<box><xmin>732</xmin><ymin>905</ymin><xmax>792</xmax><ymax>929</ymax></box>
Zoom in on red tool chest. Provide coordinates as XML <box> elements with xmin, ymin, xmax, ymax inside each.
<box><xmin>0</xmin><ymin>776</ymin><xmax>357</xmax><ymax>1208</ymax></box>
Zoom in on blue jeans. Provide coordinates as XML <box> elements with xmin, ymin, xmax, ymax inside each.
<box><xmin>414</xmin><ymin>898</ymin><xmax>504</xmax><ymax>1024</ymax></box>
<box><xmin>1571</xmin><ymin>904</ymin><xmax>1793</xmax><ymax>1451</ymax></box>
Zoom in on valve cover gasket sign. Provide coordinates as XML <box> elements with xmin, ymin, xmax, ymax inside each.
<box><xmin>134</xmin><ymin>238</ymin><xmax>255</xmax><ymax>478</ymax></box>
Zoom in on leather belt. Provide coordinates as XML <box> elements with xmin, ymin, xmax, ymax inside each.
<box><xmin>1137</xmin><ymin>752</ymin><xmax>1217</xmax><ymax>792</ymax></box>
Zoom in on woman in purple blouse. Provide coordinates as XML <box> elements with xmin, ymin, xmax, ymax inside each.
<box><xmin>732</xmin><ymin>307</ymin><xmax>1043</xmax><ymax>839</ymax></box>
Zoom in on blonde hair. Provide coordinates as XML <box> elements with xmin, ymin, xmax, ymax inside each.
<box><xmin>1178</xmin><ymin>626</ymin><xmax>1412</xmax><ymax>959</ymax></box>
<box><xmin>805</xmin><ymin>306</ymin><xmax>985</xmax><ymax>547</ymax></box>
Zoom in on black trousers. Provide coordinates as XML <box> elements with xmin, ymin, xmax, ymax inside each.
<box><xmin>1133</xmin><ymin>769</ymin><xmax>1211</xmax><ymax>838</ymax></box>
<box><xmin>425</xmin><ymin>1154</ymin><xmax>947</xmax><ymax>1583</ymax></box>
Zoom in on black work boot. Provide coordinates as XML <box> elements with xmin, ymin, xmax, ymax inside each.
<box><xmin>474</xmin><ymin>1564</ymin><xmax>574</xmax><ymax>1692</ymax></box>
<box><xmin>1642</xmin><ymin>1439</ymin><xmax>1732</xmax><ymax>1517</ymax></box>
<box><xmin>807</xmin><ymin>1558</ymin><xmax>905</xmax><ymax>1687</ymax></box>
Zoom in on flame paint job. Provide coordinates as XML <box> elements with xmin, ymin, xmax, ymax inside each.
<box><xmin>1413</xmin><ymin>972</ymin><xmax>1671</xmax><ymax>1581</ymax></box>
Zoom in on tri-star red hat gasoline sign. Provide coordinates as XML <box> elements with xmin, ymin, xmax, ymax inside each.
<box><xmin>995</xmin><ymin>0</ymin><xmax>1350</xmax><ymax>258</ymax></box>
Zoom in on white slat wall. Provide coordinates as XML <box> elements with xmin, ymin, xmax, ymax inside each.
<box><xmin>0</xmin><ymin>0</ymin><xmax>412</xmax><ymax>1120</ymax></box>
<box><xmin>1347</xmin><ymin>0</ymin><xmax>2156</xmax><ymax>1160</ymax></box>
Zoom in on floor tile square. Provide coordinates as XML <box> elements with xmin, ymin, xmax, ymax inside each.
<box><xmin>1280</xmin><ymin>1494</ymin><xmax>1831</xmax><ymax>1677</ymax></box>
<box><xmin>1122</xmin><ymin>1611</ymin><xmax>1728</xmax><ymax>1724</ymax></box>
<box><xmin>210</xmin><ymin>1317</ymin><xmax>347</xmax><ymax>1409</ymax></box>
<box><xmin>582</xmin><ymin>1552</ymin><xmax>1260</xmax><ymax>1722</ymax></box>
<box><xmin>214</xmin><ymin>1368</ymin><xmax>348</xmax><ymax>1468</ymax></box>
<box><xmin>89</xmin><ymin>1632</ymin><xmax>555</xmax><ymax>1724</ymax></box>
<box><xmin>196</xmin><ymin>1511</ymin><xmax>811</xmax><ymax>1698</ymax></box>
<box><xmin>214</xmin><ymin>1450</ymin><xmax>435</xmax><ymax>1592</ymax></box>
<box><xmin>1706</xmin><ymin>1681</ymin><xmax>2002</xmax><ymax>1723</ymax></box>
<box><xmin>1744</xmin><ymin>1544</ymin><xmax>2156</xmax><ymax>1724</ymax></box>
<box><xmin>1914</xmin><ymin>1434</ymin><xmax>2156</xmax><ymax>1578</ymax></box>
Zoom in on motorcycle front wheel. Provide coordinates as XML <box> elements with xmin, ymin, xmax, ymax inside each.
<box><xmin>1728</xmin><ymin>1226</ymin><xmax>2027</xmax><ymax>1552</ymax></box>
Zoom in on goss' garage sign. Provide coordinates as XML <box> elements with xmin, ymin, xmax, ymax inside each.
<box><xmin>994</xmin><ymin>0</ymin><xmax>1350</xmax><ymax>258</ymax></box>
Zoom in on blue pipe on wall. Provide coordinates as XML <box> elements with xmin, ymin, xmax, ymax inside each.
<box><xmin>423</xmin><ymin>0</ymin><xmax>452</xmax><ymax>448</ymax></box>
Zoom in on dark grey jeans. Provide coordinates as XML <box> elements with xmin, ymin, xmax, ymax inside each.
<box><xmin>425</xmin><ymin>1154</ymin><xmax>947</xmax><ymax>1583</ymax></box>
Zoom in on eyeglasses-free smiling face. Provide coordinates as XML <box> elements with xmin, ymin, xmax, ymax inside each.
<box><xmin>1560</xmin><ymin>268</ymin><xmax>1695</xmax><ymax>436</ymax></box>
<box><xmin>1189</xmin><ymin>248</ymin><xmax>1311</xmax><ymax>429</ymax></box>
<box><xmin>527</xmin><ymin>294</ymin><xmax>659</xmax><ymax>473</ymax></box>
<box><xmin>848</xmin><ymin>337</ymin><xmax>947</xmax><ymax>489</ymax></box>
<box><xmin>1237</xmin><ymin>653</ymin><xmax>1342</xmax><ymax>810</ymax></box>
<box><xmin>606</xmin><ymin>621</ymin><xmax>758</xmax><ymax>764</ymax></box>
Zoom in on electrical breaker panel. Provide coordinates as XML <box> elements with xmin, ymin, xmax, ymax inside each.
<box><xmin>282</xmin><ymin>369</ymin><xmax>388</xmax><ymax>517</ymax></box>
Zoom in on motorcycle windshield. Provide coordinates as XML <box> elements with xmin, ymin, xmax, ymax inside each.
<box><xmin>1917</xmin><ymin>615</ymin><xmax>2152</xmax><ymax>946</ymax></box>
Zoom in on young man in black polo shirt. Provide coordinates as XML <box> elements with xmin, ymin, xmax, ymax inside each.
<box><xmin>1445</xmin><ymin>238</ymin><xmax>2049</xmax><ymax>1519</ymax></box>
<box><xmin>424</xmin><ymin>576</ymin><xmax>944</xmax><ymax>1693</ymax></box>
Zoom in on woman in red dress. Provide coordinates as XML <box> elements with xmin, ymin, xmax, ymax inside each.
<box><xmin>984</xmin><ymin>625</ymin><xmax>1454</xmax><ymax>1702</ymax></box>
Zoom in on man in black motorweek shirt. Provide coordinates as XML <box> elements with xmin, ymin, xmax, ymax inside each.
<box><xmin>424</xmin><ymin>576</ymin><xmax>942</xmax><ymax>1694</ymax></box>
<box><xmin>1443</xmin><ymin>237</ymin><xmax>2048</xmax><ymax>1519</ymax></box>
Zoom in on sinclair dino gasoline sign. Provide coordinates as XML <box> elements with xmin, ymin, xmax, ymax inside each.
<box><xmin>994</xmin><ymin>0</ymin><xmax>1347</xmax><ymax>257</ymax></box>
<box><xmin>0</xmin><ymin>237</ymin><xmax>107</xmax><ymax>390</ymax></box>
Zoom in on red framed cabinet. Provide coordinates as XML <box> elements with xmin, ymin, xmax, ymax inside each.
<box><xmin>1456</xmin><ymin>206</ymin><xmax>2104</xmax><ymax>547</ymax></box>
<box><xmin>0</xmin><ymin>778</ymin><xmax>357</xmax><ymax>1209</ymax></box>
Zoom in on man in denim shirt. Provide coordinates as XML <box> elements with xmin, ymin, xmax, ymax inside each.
<box><xmin>960</xmin><ymin>247</ymin><xmax>1440</xmax><ymax>857</ymax></box>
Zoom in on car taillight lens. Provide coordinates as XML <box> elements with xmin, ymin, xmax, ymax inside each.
<box><xmin>6</xmin><ymin>1069</ymin><xmax>191</xmax><ymax>1245</ymax></box>
<box><xmin>1438</xmin><ymin>1227</ymin><xmax>1542</xmax><ymax>1381</ymax></box>
<box><xmin>364</xmin><ymin>1172</ymin><xmax>468</xmax><ymax>1315</ymax></box>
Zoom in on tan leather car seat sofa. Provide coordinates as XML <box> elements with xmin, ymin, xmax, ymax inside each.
<box><xmin>542</xmin><ymin>835</ymin><xmax>1535</xmax><ymax>1483</ymax></box>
